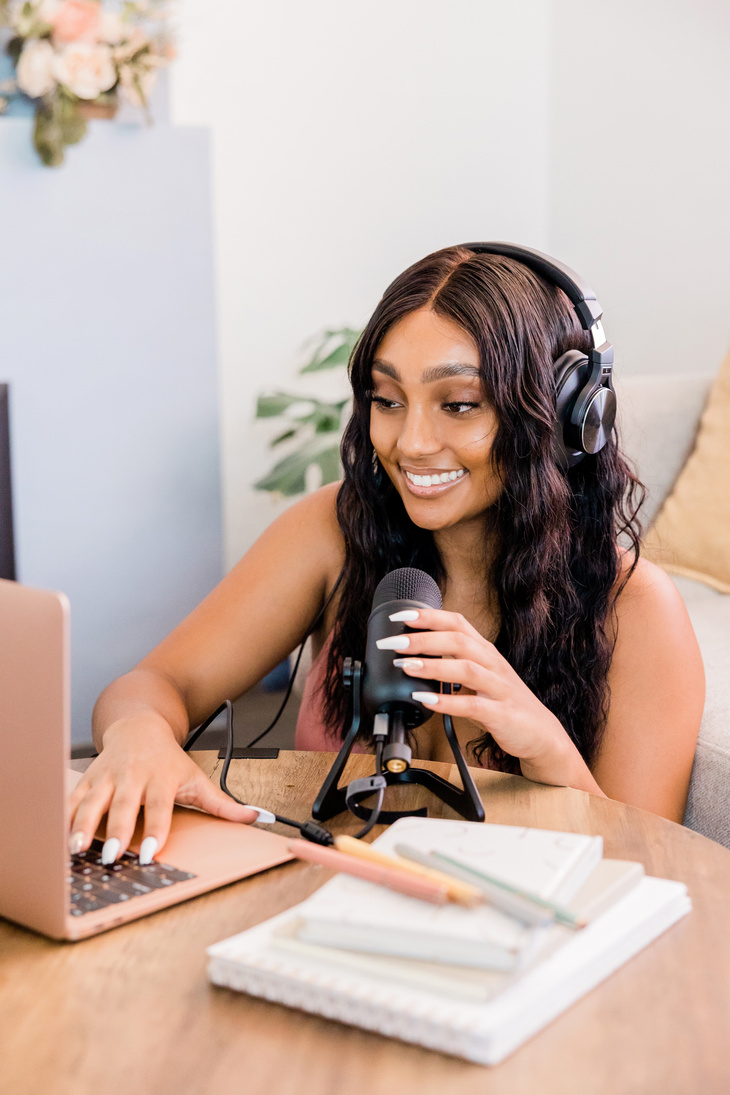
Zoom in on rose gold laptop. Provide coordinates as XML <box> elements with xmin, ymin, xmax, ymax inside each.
<box><xmin>0</xmin><ymin>579</ymin><xmax>293</xmax><ymax>941</ymax></box>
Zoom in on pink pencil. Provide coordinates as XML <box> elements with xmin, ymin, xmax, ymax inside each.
<box><xmin>286</xmin><ymin>840</ymin><xmax>450</xmax><ymax>905</ymax></box>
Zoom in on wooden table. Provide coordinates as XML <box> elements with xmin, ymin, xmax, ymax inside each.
<box><xmin>1</xmin><ymin>751</ymin><xmax>729</xmax><ymax>1095</ymax></box>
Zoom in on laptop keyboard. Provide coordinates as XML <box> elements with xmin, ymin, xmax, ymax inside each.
<box><xmin>69</xmin><ymin>839</ymin><xmax>197</xmax><ymax>917</ymax></box>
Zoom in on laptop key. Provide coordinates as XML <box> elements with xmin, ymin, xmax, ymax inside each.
<box><xmin>102</xmin><ymin>877</ymin><xmax>153</xmax><ymax>897</ymax></box>
<box><xmin>97</xmin><ymin>887</ymin><xmax>131</xmax><ymax>904</ymax></box>
<box><xmin>72</xmin><ymin>892</ymin><xmax>113</xmax><ymax>913</ymax></box>
<box><xmin>120</xmin><ymin>867</ymin><xmax>176</xmax><ymax>890</ymax></box>
<box><xmin>146</xmin><ymin>864</ymin><xmax>197</xmax><ymax>882</ymax></box>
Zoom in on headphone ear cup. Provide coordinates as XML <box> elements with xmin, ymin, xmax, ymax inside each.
<box><xmin>553</xmin><ymin>350</ymin><xmax>589</xmax><ymax>469</ymax></box>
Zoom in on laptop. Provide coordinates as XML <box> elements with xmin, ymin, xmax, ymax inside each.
<box><xmin>0</xmin><ymin>579</ymin><xmax>293</xmax><ymax>941</ymax></box>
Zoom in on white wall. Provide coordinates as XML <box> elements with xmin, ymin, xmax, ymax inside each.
<box><xmin>171</xmin><ymin>0</ymin><xmax>730</xmax><ymax>571</ymax></box>
<box><xmin>0</xmin><ymin>111</ymin><xmax>222</xmax><ymax>741</ymax></box>
<box><xmin>549</xmin><ymin>0</ymin><xmax>730</xmax><ymax>378</ymax></box>
<box><xmin>172</xmin><ymin>0</ymin><xmax>551</xmax><ymax>567</ymax></box>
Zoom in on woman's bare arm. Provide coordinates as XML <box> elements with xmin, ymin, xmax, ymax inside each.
<box><xmin>71</xmin><ymin>482</ymin><xmax>345</xmax><ymax>859</ymax></box>
<box><xmin>590</xmin><ymin>557</ymin><xmax>704</xmax><ymax>823</ymax></box>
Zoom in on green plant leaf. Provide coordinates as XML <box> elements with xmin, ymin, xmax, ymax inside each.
<box><xmin>270</xmin><ymin>428</ymin><xmax>298</xmax><ymax>447</ymax></box>
<box><xmin>300</xmin><ymin>327</ymin><xmax>361</xmax><ymax>373</ymax></box>
<box><xmin>33</xmin><ymin>103</ymin><xmax>64</xmax><ymax>167</ymax></box>
<box><xmin>256</xmin><ymin>392</ymin><xmax>310</xmax><ymax>418</ymax></box>
<box><xmin>59</xmin><ymin>97</ymin><xmax>86</xmax><ymax>146</ymax></box>
<box><xmin>253</xmin><ymin>436</ymin><xmax>341</xmax><ymax>496</ymax></box>
<box><xmin>6</xmin><ymin>36</ymin><xmax>23</xmax><ymax>65</ymax></box>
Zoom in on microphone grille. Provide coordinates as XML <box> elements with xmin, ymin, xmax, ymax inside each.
<box><xmin>372</xmin><ymin>567</ymin><xmax>442</xmax><ymax>611</ymax></box>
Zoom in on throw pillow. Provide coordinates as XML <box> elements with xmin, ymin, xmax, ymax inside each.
<box><xmin>643</xmin><ymin>341</ymin><xmax>730</xmax><ymax>593</ymax></box>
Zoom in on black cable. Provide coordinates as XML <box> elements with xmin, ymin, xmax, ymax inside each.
<box><xmin>353</xmin><ymin>736</ymin><xmax>385</xmax><ymax>839</ymax></box>
<box><xmin>212</xmin><ymin>699</ymin><xmax>333</xmax><ymax>846</ymax></box>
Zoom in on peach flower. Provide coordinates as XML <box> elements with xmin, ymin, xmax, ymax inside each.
<box><xmin>52</xmin><ymin>41</ymin><xmax>116</xmax><ymax>99</ymax></box>
<box><xmin>50</xmin><ymin>0</ymin><xmax>101</xmax><ymax>45</ymax></box>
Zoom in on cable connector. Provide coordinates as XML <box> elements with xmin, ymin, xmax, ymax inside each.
<box><xmin>297</xmin><ymin>821</ymin><xmax>335</xmax><ymax>846</ymax></box>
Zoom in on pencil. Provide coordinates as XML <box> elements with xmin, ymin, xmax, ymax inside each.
<box><xmin>333</xmin><ymin>834</ymin><xmax>483</xmax><ymax>907</ymax></box>
<box><xmin>430</xmin><ymin>850</ymin><xmax>587</xmax><ymax>929</ymax></box>
<box><xmin>285</xmin><ymin>840</ymin><xmax>451</xmax><ymax>905</ymax></box>
<box><xmin>394</xmin><ymin>843</ymin><xmax>555</xmax><ymax>927</ymax></box>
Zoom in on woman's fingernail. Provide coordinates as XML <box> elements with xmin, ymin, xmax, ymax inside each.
<box><xmin>393</xmin><ymin>658</ymin><xmax>424</xmax><ymax>669</ymax></box>
<box><xmin>248</xmin><ymin>806</ymin><xmax>276</xmax><ymax>825</ymax></box>
<box><xmin>138</xmin><ymin>837</ymin><xmax>158</xmax><ymax>866</ymax></box>
<box><xmin>376</xmin><ymin>635</ymin><xmax>410</xmax><ymax>650</ymax></box>
<box><xmin>389</xmin><ymin>610</ymin><xmax>420</xmax><ymax>622</ymax></box>
<box><xmin>101</xmin><ymin>837</ymin><xmax>121</xmax><ymax>865</ymax></box>
<box><xmin>411</xmin><ymin>691</ymin><xmax>440</xmax><ymax>705</ymax></box>
<box><xmin>69</xmin><ymin>831</ymin><xmax>85</xmax><ymax>856</ymax></box>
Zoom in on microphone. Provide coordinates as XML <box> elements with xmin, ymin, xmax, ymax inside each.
<box><xmin>363</xmin><ymin>568</ymin><xmax>442</xmax><ymax>774</ymax></box>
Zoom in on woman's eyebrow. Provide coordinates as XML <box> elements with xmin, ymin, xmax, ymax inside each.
<box><xmin>372</xmin><ymin>359</ymin><xmax>481</xmax><ymax>383</ymax></box>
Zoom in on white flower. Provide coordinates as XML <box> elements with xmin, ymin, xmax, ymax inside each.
<box><xmin>117</xmin><ymin>63</ymin><xmax>156</xmax><ymax>109</ymax></box>
<box><xmin>16</xmin><ymin>38</ymin><xmax>57</xmax><ymax>99</ymax></box>
<box><xmin>52</xmin><ymin>42</ymin><xmax>116</xmax><ymax>100</ymax></box>
<box><xmin>99</xmin><ymin>11</ymin><xmax>125</xmax><ymax>45</ymax></box>
<box><xmin>36</xmin><ymin>0</ymin><xmax>62</xmax><ymax>22</ymax></box>
<box><xmin>9</xmin><ymin>0</ymin><xmax>59</xmax><ymax>34</ymax></box>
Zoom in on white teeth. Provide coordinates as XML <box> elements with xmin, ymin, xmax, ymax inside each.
<box><xmin>405</xmin><ymin>469</ymin><xmax>465</xmax><ymax>487</ymax></box>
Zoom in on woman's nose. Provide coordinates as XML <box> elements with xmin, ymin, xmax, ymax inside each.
<box><xmin>397</xmin><ymin>406</ymin><xmax>441</xmax><ymax>457</ymax></box>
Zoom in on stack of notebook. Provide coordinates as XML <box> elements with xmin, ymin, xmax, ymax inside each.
<box><xmin>207</xmin><ymin>818</ymin><xmax>691</xmax><ymax>1064</ymax></box>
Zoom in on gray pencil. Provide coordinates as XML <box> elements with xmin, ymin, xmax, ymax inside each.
<box><xmin>393</xmin><ymin>843</ymin><xmax>556</xmax><ymax>928</ymax></box>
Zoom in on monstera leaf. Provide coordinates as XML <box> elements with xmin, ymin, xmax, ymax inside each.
<box><xmin>255</xmin><ymin>327</ymin><xmax>360</xmax><ymax>496</ymax></box>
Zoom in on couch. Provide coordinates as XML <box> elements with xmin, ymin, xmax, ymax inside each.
<box><xmin>617</xmin><ymin>373</ymin><xmax>729</xmax><ymax>848</ymax></box>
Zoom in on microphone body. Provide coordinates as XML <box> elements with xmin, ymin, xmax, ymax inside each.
<box><xmin>362</xmin><ymin>568</ymin><xmax>442</xmax><ymax>737</ymax></box>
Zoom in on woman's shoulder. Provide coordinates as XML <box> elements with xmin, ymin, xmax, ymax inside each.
<box><xmin>610</xmin><ymin>551</ymin><xmax>700</xmax><ymax>661</ymax></box>
<box><xmin>613</xmin><ymin>551</ymin><xmax>685</xmax><ymax>619</ymax></box>
<box><xmin>257</xmin><ymin>481</ymin><xmax>345</xmax><ymax>575</ymax></box>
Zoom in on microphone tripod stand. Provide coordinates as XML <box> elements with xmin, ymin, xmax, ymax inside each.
<box><xmin>312</xmin><ymin>659</ymin><xmax>485</xmax><ymax>825</ymax></box>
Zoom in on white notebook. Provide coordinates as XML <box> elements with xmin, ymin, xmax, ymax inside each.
<box><xmin>207</xmin><ymin>820</ymin><xmax>690</xmax><ymax>1065</ymax></box>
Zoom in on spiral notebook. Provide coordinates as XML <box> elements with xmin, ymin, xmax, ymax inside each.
<box><xmin>207</xmin><ymin>819</ymin><xmax>691</xmax><ymax>1065</ymax></box>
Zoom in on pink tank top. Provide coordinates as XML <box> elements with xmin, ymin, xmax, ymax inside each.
<box><xmin>294</xmin><ymin>634</ymin><xmax>366</xmax><ymax>753</ymax></box>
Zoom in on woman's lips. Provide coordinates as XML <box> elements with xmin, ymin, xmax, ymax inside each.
<box><xmin>401</xmin><ymin>468</ymin><xmax>469</xmax><ymax>497</ymax></box>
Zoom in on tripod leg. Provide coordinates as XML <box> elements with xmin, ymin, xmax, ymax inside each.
<box><xmin>312</xmin><ymin>663</ymin><xmax>364</xmax><ymax>821</ymax></box>
<box><xmin>441</xmin><ymin>712</ymin><xmax>485</xmax><ymax>822</ymax></box>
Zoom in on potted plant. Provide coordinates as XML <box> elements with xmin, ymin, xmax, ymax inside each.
<box><xmin>254</xmin><ymin>327</ymin><xmax>360</xmax><ymax>496</ymax></box>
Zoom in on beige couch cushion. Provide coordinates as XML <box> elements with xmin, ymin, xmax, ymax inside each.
<box><xmin>643</xmin><ymin>343</ymin><xmax>730</xmax><ymax>592</ymax></box>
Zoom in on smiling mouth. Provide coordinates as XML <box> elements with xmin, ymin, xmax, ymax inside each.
<box><xmin>402</xmin><ymin>468</ymin><xmax>468</xmax><ymax>495</ymax></box>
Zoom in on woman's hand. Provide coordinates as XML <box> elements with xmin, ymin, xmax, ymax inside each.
<box><xmin>69</xmin><ymin>716</ymin><xmax>260</xmax><ymax>865</ymax></box>
<box><xmin>378</xmin><ymin>608</ymin><xmax>604</xmax><ymax>794</ymax></box>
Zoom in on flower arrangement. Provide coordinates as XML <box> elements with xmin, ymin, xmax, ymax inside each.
<box><xmin>255</xmin><ymin>327</ymin><xmax>361</xmax><ymax>497</ymax></box>
<box><xmin>0</xmin><ymin>0</ymin><xmax>175</xmax><ymax>165</ymax></box>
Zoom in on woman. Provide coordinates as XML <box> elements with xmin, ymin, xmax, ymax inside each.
<box><xmin>70</xmin><ymin>245</ymin><xmax>704</xmax><ymax>865</ymax></box>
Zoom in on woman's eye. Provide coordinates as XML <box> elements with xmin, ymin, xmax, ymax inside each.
<box><xmin>370</xmin><ymin>394</ymin><xmax>401</xmax><ymax>410</ymax></box>
<box><xmin>443</xmin><ymin>401</ymin><xmax>481</xmax><ymax>415</ymax></box>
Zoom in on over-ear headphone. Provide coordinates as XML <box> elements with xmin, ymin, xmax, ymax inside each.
<box><xmin>461</xmin><ymin>242</ymin><xmax>616</xmax><ymax>469</ymax></box>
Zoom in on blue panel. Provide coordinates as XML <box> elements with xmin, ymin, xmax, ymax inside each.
<box><xmin>0</xmin><ymin>114</ymin><xmax>222</xmax><ymax>740</ymax></box>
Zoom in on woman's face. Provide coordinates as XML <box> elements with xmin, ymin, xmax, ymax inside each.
<box><xmin>369</xmin><ymin>307</ymin><xmax>502</xmax><ymax>533</ymax></box>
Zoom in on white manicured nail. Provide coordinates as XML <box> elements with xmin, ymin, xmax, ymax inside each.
<box><xmin>376</xmin><ymin>635</ymin><xmax>410</xmax><ymax>650</ymax></box>
<box><xmin>411</xmin><ymin>692</ymin><xmax>440</xmax><ymax>705</ymax></box>
<box><xmin>389</xmin><ymin>610</ymin><xmax>420</xmax><ymax>622</ymax></box>
<box><xmin>393</xmin><ymin>658</ymin><xmax>424</xmax><ymax>669</ymax></box>
<box><xmin>138</xmin><ymin>837</ymin><xmax>158</xmax><ymax>866</ymax></box>
<box><xmin>101</xmin><ymin>837</ymin><xmax>121</xmax><ymax>865</ymax></box>
<box><xmin>248</xmin><ymin>806</ymin><xmax>276</xmax><ymax>825</ymax></box>
<box><xmin>69</xmin><ymin>831</ymin><xmax>85</xmax><ymax>856</ymax></box>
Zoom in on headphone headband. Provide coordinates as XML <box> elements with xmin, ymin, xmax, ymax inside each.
<box><xmin>460</xmin><ymin>241</ymin><xmax>612</xmax><ymax>362</ymax></box>
<box><xmin>459</xmin><ymin>241</ymin><xmax>616</xmax><ymax>466</ymax></box>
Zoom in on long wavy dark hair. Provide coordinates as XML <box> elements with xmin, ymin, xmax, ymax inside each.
<box><xmin>321</xmin><ymin>246</ymin><xmax>645</xmax><ymax>771</ymax></box>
